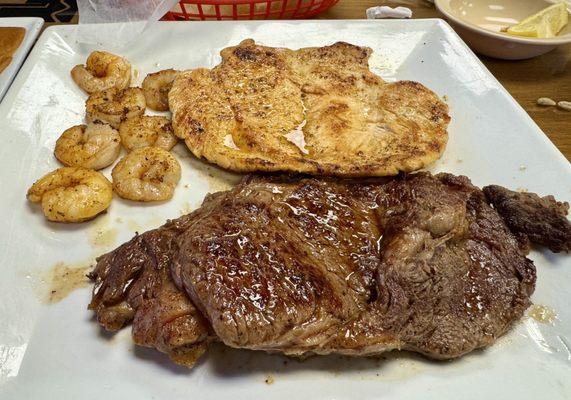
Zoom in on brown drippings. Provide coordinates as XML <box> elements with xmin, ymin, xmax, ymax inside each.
<box><xmin>127</xmin><ymin>219</ymin><xmax>143</xmax><ymax>232</ymax></box>
<box><xmin>126</xmin><ymin>217</ymin><xmax>168</xmax><ymax>232</ymax></box>
<box><xmin>179</xmin><ymin>201</ymin><xmax>197</xmax><ymax>215</ymax></box>
<box><xmin>90</xmin><ymin>228</ymin><xmax>117</xmax><ymax>247</ymax></box>
<box><xmin>264</xmin><ymin>375</ymin><xmax>275</xmax><ymax>385</ymax></box>
<box><xmin>43</xmin><ymin>262</ymin><xmax>92</xmax><ymax>304</ymax></box>
<box><xmin>528</xmin><ymin>304</ymin><xmax>558</xmax><ymax>324</ymax></box>
<box><xmin>146</xmin><ymin>216</ymin><xmax>166</xmax><ymax>229</ymax></box>
<box><xmin>88</xmin><ymin>216</ymin><xmax>118</xmax><ymax>248</ymax></box>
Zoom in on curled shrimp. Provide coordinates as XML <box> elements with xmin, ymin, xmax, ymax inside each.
<box><xmin>112</xmin><ymin>147</ymin><xmax>181</xmax><ymax>202</ymax></box>
<box><xmin>142</xmin><ymin>69</ymin><xmax>178</xmax><ymax>111</ymax></box>
<box><xmin>86</xmin><ymin>87</ymin><xmax>146</xmax><ymax>129</ymax></box>
<box><xmin>119</xmin><ymin>115</ymin><xmax>178</xmax><ymax>152</ymax></box>
<box><xmin>54</xmin><ymin>123</ymin><xmax>121</xmax><ymax>170</ymax></box>
<box><xmin>27</xmin><ymin>167</ymin><xmax>112</xmax><ymax>223</ymax></box>
<box><xmin>71</xmin><ymin>51</ymin><xmax>131</xmax><ymax>94</ymax></box>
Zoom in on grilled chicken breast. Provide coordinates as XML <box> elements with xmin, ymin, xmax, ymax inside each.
<box><xmin>169</xmin><ymin>40</ymin><xmax>450</xmax><ymax>177</ymax></box>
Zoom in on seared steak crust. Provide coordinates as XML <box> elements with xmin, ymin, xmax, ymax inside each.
<box><xmin>368</xmin><ymin>175</ymin><xmax>535</xmax><ymax>358</ymax></box>
<box><xmin>172</xmin><ymin>175</ymin><xmax>384</xmax><ymax>354</ymax></box>
<box><xmin>484</xmin><ymin>185</ymin><xmax>571</xmax><ymax>253</ymax></box>
<box><xmin>89</xmin><ymin>173</ymin><xmax>553</xmax><ymax>366</ymax></box>
<box><xmin>88</xmin><ymin>203</ymin><xmax>219</xmax><ymax>366</ymax></box>
<box><xmin>173</xmin><ymin>173</ymin><xmax>535</xmax><ymax>359</ymax></box>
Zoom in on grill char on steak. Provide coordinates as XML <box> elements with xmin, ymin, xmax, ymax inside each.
<box><xmin>484</xmin><ymin>185</ymin><xmax>571</xmax><ymax>253</ymax></box>
<box><xmin>89</xmin><ymin>200</ymin><xmax>220</xmax><ymax>366</ymax></box>
<box><xmin>89</xmin><ymin>173</ymin><xmax>569</xmax><ymax>367</ymax></box>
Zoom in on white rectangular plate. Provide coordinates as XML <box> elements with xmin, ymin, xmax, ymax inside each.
<box><xmin>0</xmin><ymin>17</ymin><xmax>43</xmax><ymax>102</ymax></box>
<box><xmin>0</xmin><ymin>20</ymin><xmax>570</xmax><ymax>400</ymax></box>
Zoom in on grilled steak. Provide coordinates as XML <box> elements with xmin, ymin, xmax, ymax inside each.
<box><xmin>173</xmin><ymin>173</ymin><xmax>535</xmax><ymax>359</ymax></box>
<box><xmin>90</xmin><ymin>173</ymin><xmax>571</xmax><ymax>366</ymax></box>
<box><xmin>169</xmin><ymin>39</ymin><xmax>449</xmax><ymax>177</ymax></box>
<box><xmin>89</xmin><ymin>202</ymin><xmax>217</xmax><ymax>366</ymax></box>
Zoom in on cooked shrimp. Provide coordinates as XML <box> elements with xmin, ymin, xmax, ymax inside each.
<box><xmin>27</xmin><ymin>167</ymin><xmax>112</xmax><ymax>223</ymax></box>
<box><xmin>71</xmin><ymin>51</ymin><xmax>131</xmax><ymax>94</ymax></box>
<box><xmin>86</xmin><ymin>87</ymin><xmax>146</xmax><ymax>129</ymax></box>
<box><xmin>112</xmin><ymin>147</ymin><xmax>181</xmax><ymax>202</ymax></box>
<box><xmin>54</xmin><ymin>123</ymin><xmax>121</xmax><ymax>170</ymax></box>
<box><xmin>119</xmin><ymin>115</ymin><xmax>178</xmax><ymax>152</ymax></box>
<box><xmin>142</xmin><ymin>69</ymin><xmax>179</xmax><ymax>111</ymax></box>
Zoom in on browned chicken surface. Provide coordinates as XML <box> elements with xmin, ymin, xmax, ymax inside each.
<box><xmin>88</xmin><ymin>173</ymin><xmax>571</xmax><ymax>367</ymax></box>
<box><xmin>169</xmin><ymin>40</ymin><xmax>450</xmax><ymax>177</ymax></box>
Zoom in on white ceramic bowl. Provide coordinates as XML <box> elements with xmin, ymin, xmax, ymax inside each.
<box><xmin>435</xmin><ymin>0</ymin><xmax>571</xmax><ymax>59</ymax></box>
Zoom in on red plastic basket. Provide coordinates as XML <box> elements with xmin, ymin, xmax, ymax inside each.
<box><xmin>163</xmin><ymin>0</ymin><xmax>340</xmax><ymax>20</ymax></box>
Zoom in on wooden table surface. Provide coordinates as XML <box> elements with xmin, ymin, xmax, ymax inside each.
<box><xmin>319</xmin><ymin>0</ymin><xmax>571</xmax><ymax>161</ymax></box>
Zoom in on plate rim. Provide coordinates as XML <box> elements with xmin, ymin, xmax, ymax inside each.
<box><xmin>0</xmin><ymin>16</ymin><xmax>44</xmax><ymax>102</ymax></box>
<box><xmin>1</xmin><ymin>19</ymin><xmax>570</xmax><ymax>398</ymax></box>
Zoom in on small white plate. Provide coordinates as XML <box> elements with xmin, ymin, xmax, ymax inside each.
<box><xmin>0</xmin><ymin>20</ymin><xmax>570</xmax><ymax>400</ymax></box>
<box><xmin>0</xmin><ymin>17</ymin><xmax>44</xmax><ymax>102</ymax></box>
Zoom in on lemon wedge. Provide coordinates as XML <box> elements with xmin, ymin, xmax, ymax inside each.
<box><xmin>506</xmin><ymin>2</ymin><xmax>569</xmax><ymax>38</ymax></box>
